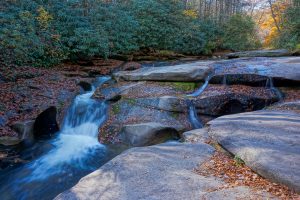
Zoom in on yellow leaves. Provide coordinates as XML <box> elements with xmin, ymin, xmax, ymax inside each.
<box><xmin>183</xmin><ymin>9</ymin><xmax>197</xmax><ymax>19</ymax></box>
<box><xmin>36</xmin><ymin>6</ymin><xmax>53</xmax><ymax>29</ymax></box>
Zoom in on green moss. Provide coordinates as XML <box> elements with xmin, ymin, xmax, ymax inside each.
<box><xmin>112</xmin><ymin>104</ymin><xmax>121</xmax><ymax>115</ymax></box>
<box><xmin>234</xmin><ymin>155</ymin><xmax>245</xmax><ymax>166</ymax></box>
<box><xmin>172</xmin><ymin>82</ymin><xmax>197</xmax><ymax>91</ymax></box>
<box><xmin>124</xmin><ymin>98</ymin><xmax>136</xmax><ymax>105</ymax></box>
<box><xmin>170</xmin><ymin>111</ymin><xmax>180</xmax><ymax>119</ymax></box>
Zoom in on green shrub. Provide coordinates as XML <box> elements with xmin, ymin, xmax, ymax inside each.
<box><xmin>222</xmin><ymin>14</ymin><xmax>261</xmax><ymax>51</ymax></box>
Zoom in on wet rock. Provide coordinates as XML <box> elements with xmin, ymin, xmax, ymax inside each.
<box><xmin>0</xmin><ymin>136</ymin><xmax>21</xmax><ymax>146</ymax></box>
<box><xmin>120</xmin><ymin>122</ymin><xmax>180</xmax><ymax>147</ymax></box>
<box><xmin>34</xmin><ymin>107</ymin><xmax>59</xmax><ymax>139</ymax></box>
<box><xmin>113</xmin><ymin>61</ymin><xmax>214</xmax><ymax>82</ymax></box>
<box><xmin>11</xmin><ymin>120</ymin><xmax>35</xmax><ymax>146</ymax></box>
<box><xmin>56</xmin><ymin>143</ymin><xmax>275</xmax><ymax>200</ymax></box>
<box><xmin>208</xmin><ymin>110</ymin><xmax>300</xmax><ymax>192</ymax></box>
<box><xmin>226</xmin><ymin>49</ymin><xmax>291</xmax><ymax>58</ymax></box>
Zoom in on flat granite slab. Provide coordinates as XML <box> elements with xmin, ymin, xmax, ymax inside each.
<box><xmin>208</xmin><ymin>110</ymin><xmax>300</xmax><ymax>193</ymax></box>
<box><xmin>55</xmin><ymin>143</ymin><xmax>275</xmax><ymax>200</ymax></box>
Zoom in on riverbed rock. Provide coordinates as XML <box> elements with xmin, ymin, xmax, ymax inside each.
<box><xmin>192</xmin><ymin>85</ymin><xmax>279</xmax><ymax>116</ymax></box>
<box><xmin>55</xmin><ymin>143</ymin><xmax>275</xmax><ymax>200</ymax></box>
<box><xmin>211</xmin><ymin>57</ymin><xmax>300</xmax><ymax>86</ymax></box>
<box><xmin>113</xmin><ymin>61</ymin><xmax>214</xmax><ymax>82</ymax></box>
<box><xmin>120</xmin><ymin>122</ymin><xmax>180</xmax><ymax>147</ymax></box>
<box><xmin>182</xmin><ymin>128</ymin><xmax>210</xmax><ymax>143</ymax></box>
<box><xmin>11</xmin><ymin>120</ymin><xmax>35</xmax><ymax>146</ymax></box>
<box><xmin>226</xmin><ymin>49</ymin><xmax>291</xmax><ymax>58</ymax></box>
<box><xmin>208</xmin><ymin>110</ymin><xmax>300</xmax><ymax>192</ymax></box>
<box><xmin>100</xmin><ymin>98</ymin><xmax>190</xmax><ymax>143</ymax></box>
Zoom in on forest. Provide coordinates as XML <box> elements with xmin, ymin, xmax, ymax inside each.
<box><xmin>0</xmin><ymin>0</ymin><xmax>299</xmax><ymax>67</ymax></box>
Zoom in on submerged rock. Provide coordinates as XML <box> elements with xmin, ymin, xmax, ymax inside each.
<box><xmin>208</xmin><ymin>110</ymin><xmax>300</xmax><ymax>192</ymax></box>
<box><xmin>113</xmin><ymin>61</ymin><xmax>214</xmax><ymax>82</ymax></box>
<box><xmin>55</xmin><ymin>143</ymin><xmax>275</xmax><ymax>200</ymax></box>
<box><xmin>120</xmin><ymin>122</ymin><xmax>180</xmax><ymax>147</ymax></box>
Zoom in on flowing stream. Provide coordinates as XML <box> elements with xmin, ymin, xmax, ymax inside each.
<box><xmin>187</xmin><ymin>101</ymin><xmax>203</xmax><ymax>129</ymax></box>
<box><xmin>0</xmin><ymin>77</ymin><xmax>126</xmax><ymax>200</ymax></box>
<box><xmin>187</xmin><ymin>74</ymin><xmax>212</xmax><ymax>97</ymax></box>
<box><xmin>266</xmin><ymin>77</ymin><xmax>283</xmax><ymax>101</ymax></box>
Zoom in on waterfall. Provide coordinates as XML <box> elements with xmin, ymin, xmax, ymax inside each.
<box><xmin>23</xmin><ymin>76</ymin><xmax>111</xmax><ymax>181</ymax></box>
<box><xmin>187</xmin><ymin>101</ymin><xmax>203</xmax><ymax>129</ymax></box>
<box><xmin>187</xmin><ymin>74</ymin><xmax>212</xmax><ymax>97</ymax></box>
<box><xmin>266</xmin><ymin>77</ymin><xmax>283</xmax><ymax>101</ymax></box>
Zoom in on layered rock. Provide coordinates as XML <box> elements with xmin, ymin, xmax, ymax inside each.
<box><xmin>113</xmin><ymin>61</ymin><xmax>214</xmax><ymax>82</ymax></box>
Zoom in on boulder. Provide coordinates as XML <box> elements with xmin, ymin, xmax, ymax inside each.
<box><xmin>208</xmin><ymin>110</ymin><xmax>300</xmax><ymax>192</ymax></box>
<box><xmin>226</xmin><ymin>49</ymin><xmax>291</xmax><ymax>58</ymax></box>
<box><xmin>55</xmin><ymin>143</ymin><xmax>275</xmax><ymax>200</ymax></box>
<box><xmin>113</xmin><ymin>61</ymin><xmax>214</xmax><ymax>82</ymax></box>
<box><xmin>120</xmin><ymin>122</ymin><xmax>180</xmax><ymax>147</ymax></box>
<box><xmin>11</xmin><ymin>120</ymin><xmax>35</xmax><ymax>146</ymax></box>
<box><xmin>99</xmin><ymin>99</ymin><xmax>190</xmax><ymax>143</ymax></box>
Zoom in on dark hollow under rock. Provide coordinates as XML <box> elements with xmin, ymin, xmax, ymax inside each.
<box><xmin>33</xmin><ymin>106</ymin><xmax>59</xmax><ymax>139</ymax></box>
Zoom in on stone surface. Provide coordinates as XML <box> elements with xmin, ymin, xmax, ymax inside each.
<box><xmin>226</xmin><ymin>49</ymin><xmax>291</xmax><ymax>58</ymax></box>
<box><xmin>182</xmin><ymin>128</ymin><xmax>210</xmax><ymax>143</ymax></box>
<box><xmin>120</xmin><ymin>122</ymin><xmax>180</xmax><ymax>147</ymax></box>
<box><xmin>193</xmin><ymin>85</ymin><xmax>279</xmax><ymax>116</ymax></box>
<box><xmin>113</xmin><ymin>61</ymin><xmax>214</xmax><ymax>82</ymax></box>
<box><xmin>208</xmin><ymin>110</ymin><xmax>300</xmax><ymax>192</ymax></box>
<box><xmin>211</xmin><ymin>57</ymin><xmax>300</xmax><ymax>86</ymax></box>
<box><xmin>100</xmin><ymin>99</ymin><xmax>190</xmax><ymax>143</ymax></box>
<box><xmin>56</xmin><ymin>143</ymin><xmax>276</xmax><ymax>200</ymax></box>
<box><xmin>11</xmin><ymin>120</ymin><xmax>35</xmax><ymax>146</ymax></box>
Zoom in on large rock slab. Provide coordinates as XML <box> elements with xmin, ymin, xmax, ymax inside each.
<box><xmin>55</xmin><ymin>143</ymin><xmax>274</xmax><ymax>200</ymax></box>
<box><xmin>120</xmin><ymin>122</ymin><xmax>180</xmax><ymax>147</ymax></box>
<box><xmin>113</xmin><ymin>61</ymin><xmax>214</xmax><ymax>82</ymax></box>
<box><xmin>208</xmin><ymin>110</ymin><xmax>300</xmax><ymax>192</ymax></box>
<box><xmin>226</xmin><ymin>49</ymin><xmax>291</xmax><ymax>58</ymax></box>
<box><xmin>211</xmin><ymin>57</ymin><xmax>300</xmax><ymax>86</ymax></box>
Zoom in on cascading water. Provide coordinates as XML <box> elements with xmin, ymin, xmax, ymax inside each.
<box><xmin>187</xmin><ymin>74</ymin><xmax>212</xmax><ymax>97</ymax></box>
<box><xmin>0</xmin><ymin>77</ymin><xmax>125</xmax><ymax>200</ymax></box>
<box><xmin>266</xmin><ymin>77</ymin><xmax>283</xmax><ymax>101</ymax></box>
<box><xmin>187</xmin><ymin>101</ymin><xmax>203</xmax><ymax>129</ymax></box>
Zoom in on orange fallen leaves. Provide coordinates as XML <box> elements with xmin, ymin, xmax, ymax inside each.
<box><xmin>195</xmin><ymin>151</ymin><xmax>300</xmax><ymax>200</ymax></box>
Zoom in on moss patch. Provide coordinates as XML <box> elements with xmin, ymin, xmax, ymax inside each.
<box><xmin>172</xmin><ymin>82</ymin><xmax>197</xmax><ymax>91</ymax></box>
<box><xmin>112</xmin><ymin>104</ymin><xmax>121</xmax><ymax>115</ymax></box>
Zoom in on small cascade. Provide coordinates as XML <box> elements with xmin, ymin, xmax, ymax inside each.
<box><xmin>222</xmin><ymin>75</ymin><xmax>227</xmax><ymax>86</ymax></box>
<box><xmin>266</xmin><ymin>77</ymin><xmax>283</xmax><ymax>101</ymax></box>
<box><xmin>187</xmin><ymin>74</ymin><xmax>213</xmax><ymax>97</ymax></box>
<box><xmin>187</xmin><ymin>101</ymin><xmax>203</xmax><ymax>129</ymax></box>
<box><xmin>23</xmin><ymin>77</ymin><xmax>110</xmax><ymax>181</ymax></box>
